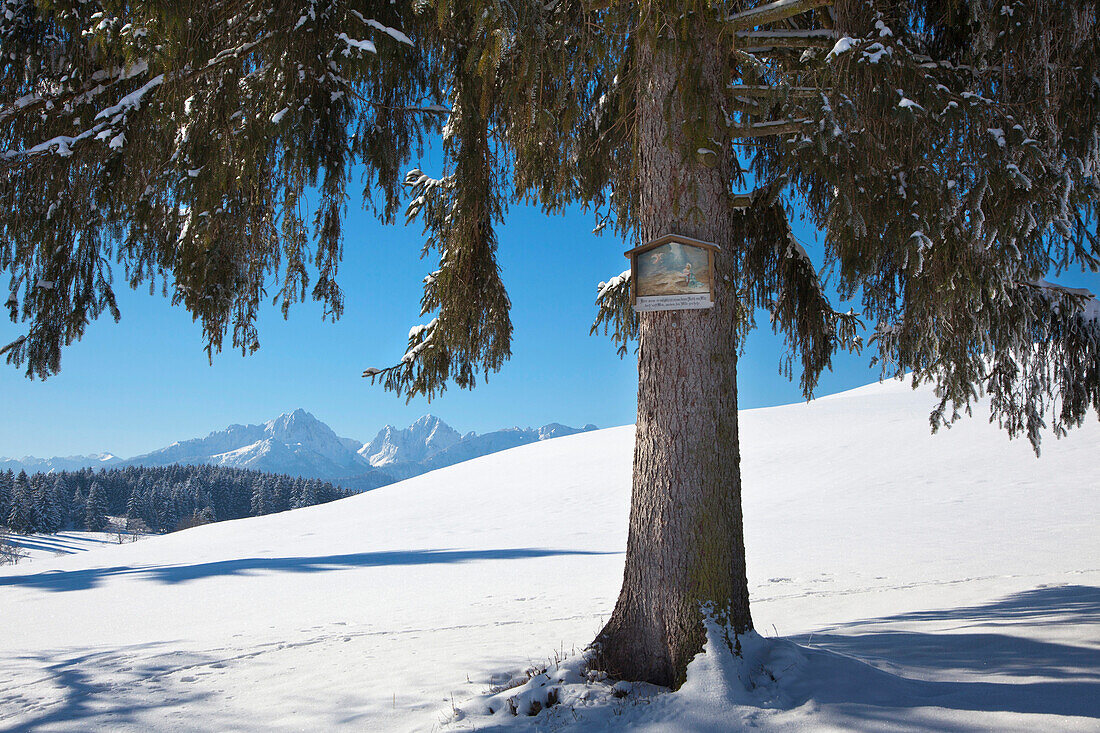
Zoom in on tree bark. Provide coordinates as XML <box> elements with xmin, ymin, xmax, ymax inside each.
<box><xmin>593</xmin><ymin>22</ymin><xmax>752</xmax><ymax>689</ymax></box>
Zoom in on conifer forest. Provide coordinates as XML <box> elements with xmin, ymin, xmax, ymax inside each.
<box><xmin>0</xmin><ymin>465</ymin><xmax>349</xmax><ymax>536</ymax></box>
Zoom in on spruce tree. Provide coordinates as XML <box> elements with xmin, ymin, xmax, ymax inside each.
<box><xmin>151</xmin><ymin>478</ymin><xmax>171</xmax><ymax>531</ymax></box>
<box><xmin>84</xmin><ymin>482</ymin><xmax>108</xmax><ymax>532</ymax></box>
<box><xmin>52</xmin><ymin>474</ymin><xmax>72</xmax><ymax>529</ymax></box>
<box><xmin>251</xmin><ymin>479</ymin><xmax>271</xmax><ymax>517</ymax></box>
<box><xmin>0</xmin><ymin>469</ymin><xmax>13</xmax><ymax>527</ymax></box>
<box><xmin>125</xmin><ymin>487</ymin><xmax>140</xmax><ymax>521</ymax></box>
<box><xmin>7</xmin><ymin>471</ymin><xmax>35</xmax><ymax>534</ymax></box>
<box><xmin>3</xmin><ymin>0</ymin><xmax>1099</xmax><ymax>687</ymax></box>
<box><xmin>71</xmin><ymin>485</ymin><xmax>86</xmax><ymax>526</ymax></box>
<box><xmin>32</xmin><ymin>474</ymin><xmax>61</xmax><ymax>533</ymax></box>
<box><xmin>301</xmin><ymin>479</ymin><xmax>319</xmax><ymax>508</ymax></box>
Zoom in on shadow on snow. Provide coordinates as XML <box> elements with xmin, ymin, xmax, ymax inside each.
<box><xmin>7</xmin><ymin>533</ymin><xmax>122</xmax><ymax>555</ymax></box>
<box><xmin>0</xmin><ymin>547</ymin><xmax>616</xmax><ymax>593</ymax></box>
<box><xmin>0</xmin><ymin>645</ymin><xmax>214</xmax><ymax>732</ymax></box>
<box><xmin>466</xmin><ymin>584</ymin><xmax>1100</xmax><ymax>732</ymax></box>
<box><xmin>781</xmin><ymin>584</ymin><xmax>1100</xmax><ymax>722</ymax></box>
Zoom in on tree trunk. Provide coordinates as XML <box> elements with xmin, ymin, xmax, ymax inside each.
<box><xmin>593</xmin><ymin>22</ymin><xmax>752</xmax><ymax>689</ymax></box>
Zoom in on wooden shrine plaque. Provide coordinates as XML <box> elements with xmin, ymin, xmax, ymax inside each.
<box><xmin>626</xmin><ymin>234</ymin><xmax>720</xmax><ymax>312</ymax></box>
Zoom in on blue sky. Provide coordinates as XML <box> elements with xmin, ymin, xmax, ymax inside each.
<box><xmin>2</xmin><ymin>189</ymin><xmax>1098</xmax><ymax>459</ymax></box>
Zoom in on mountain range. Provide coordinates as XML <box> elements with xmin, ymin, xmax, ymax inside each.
<box><xmin>0</xmin><ymin>412</ymin><xmax>597</xmax><ymax>491</ymax></box>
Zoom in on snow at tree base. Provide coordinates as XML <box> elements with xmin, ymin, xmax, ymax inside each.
<box><xmin>2</xmin><ymin>379</ymin><xmax>1097</xmax><ymax>732</ymax></box>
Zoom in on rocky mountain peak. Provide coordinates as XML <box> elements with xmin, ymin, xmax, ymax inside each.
<box><xmin>264</xmin><ymin>408</ymin><xmax>324</xmax><ymax>437</ymax></box>
<box><xmin>359</xmin><ymin>415</ymin><xmax>461</xmax><ymax>467</ymax></box>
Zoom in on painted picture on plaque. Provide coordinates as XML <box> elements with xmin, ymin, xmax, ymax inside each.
<box><xmin>635</xmin><ymin>241</ymin><xmax>712</xmax><ymax>298</ymax></box>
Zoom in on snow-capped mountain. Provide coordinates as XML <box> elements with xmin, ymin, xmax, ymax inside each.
<box><xmin>124</xmin><ymin>409</ymin><xmax>370</xmax><ymax>479</ymax></box>
<box><xmin>341</xmin><ymin>419</ymin><xmax>599</xmax><ymax>490</ymax></box>
<box><xmin>358</xmin><ymin>417</ymin><xmax>598</xmax><ymax>470</ymax></box>
<box><xmin>0</xmin><ymin>452</ymin><xmax>121</xmax><ymax>474</ymax></box>
<box><xmin>4</xmin><ymin>412</ymin><xmax>597</xmax><ymax>488</ymax></box>
<box><xmin>420</xmin><ymin>423</ymin><xmax>599</xmax><ymax>472</ymax></box>
<box><xmin>359</xmin><ymin>415</ymin><xmax>462</xmax><ymax>467</ymax></box>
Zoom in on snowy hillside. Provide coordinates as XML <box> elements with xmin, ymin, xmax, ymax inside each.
<box><xmin>1</xmin><ymin>379</ymin><xmax>1097</xmax><ymax>732</ymax></box>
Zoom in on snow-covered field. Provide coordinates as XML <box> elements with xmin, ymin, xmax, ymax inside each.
<box><xmin>1</xmin><ymin>379</ymin><xmax>1097</xmax><ymax>732</ymax></box>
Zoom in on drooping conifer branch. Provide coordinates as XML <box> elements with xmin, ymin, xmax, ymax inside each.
<box><xmin>748</xmin><ymin>0</ymin><xmax>1100</xmax><ymax>450</ymax></box>
<box><xmin>740</xmin><ymin>200</ymin><xmax>863</xmax><ymax>396</ymax></box>
<box><xmin>0</xmin><ymin>1</ymin><xmax>441</xmax><ymax>379</ymax></box>
<box><xmin>362</xmin><ymin>4</ymin><xmax>512</xmax><ymax>400</ymax></box>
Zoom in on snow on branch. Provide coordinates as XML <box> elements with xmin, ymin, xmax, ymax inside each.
<box><xmin>349</xmin><ymin>11</ymin><xmax>414</xmax><ymax>46</ymax></box>
<box><xmin>1</xmin><ymin>22</ymin><xmax>286</xmax><ymax>162</ymax></box>
<box><xmin>363</xmin><ymin>317</ymin><xmax>439</xmax><ymax>379</ymax></box>
<box><xmin>403</xmin><ymin>168</ymin><xmax>454</xmax><ymax>225</ymax></box>
<box><xmin>2</xmin><ymin>71</ymin><xmax>166</xmax><ymax>160</ymax></box>
<box><xmin>337</xmin><ymin>33</ymin><xmax>377</xmax><ymax>55</ymax></box>
<box><xmin>93</xmin><ymin>74</ymin><xmax>165</xmax><ymax>122</ymax></box>
<box><xmin>1025</xmin><ymin>280</ymin><xmax>1100</xmax><ymax>323</ymax></box>
<box><xmin>730</xmin><ymin>119</ymin><xmax>811</xmax><ymax>139</ymax></box>
<box><xmin>591</xmin><ymin>270</ymin><xmax>636</xmax><ymax>358</ymax></box>
<box><xmin>734</xmin><ymin>29</ymin><xmax>836</xmax><ymax>50</ymax></box>
<box><xmin>0</xmin><ymin>59</ymin><xmax>150</xmax><ymax>125</ymax></box>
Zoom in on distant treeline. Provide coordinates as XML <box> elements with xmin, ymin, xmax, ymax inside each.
<box><xmin>0</xmin><ymin>465</ymin><xmax>351</xmax><ymax>535</ymax></box>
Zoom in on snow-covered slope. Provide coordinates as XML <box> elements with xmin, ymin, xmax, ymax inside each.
<box><xmin>1</xmin><ymin>379</ymin><xmax>1097</xmax><ymax>732</ymax></box>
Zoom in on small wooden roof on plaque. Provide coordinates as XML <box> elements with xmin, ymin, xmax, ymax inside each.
<box><xmin>625</xmin><ymin>234</ymin><xmax>720</xmax><ymax>312</ymax></box>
